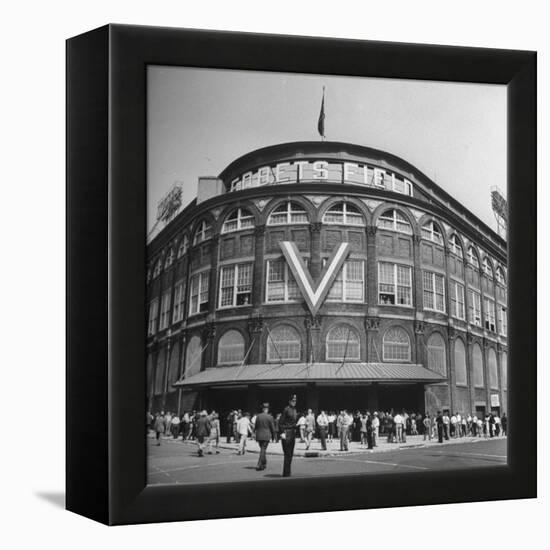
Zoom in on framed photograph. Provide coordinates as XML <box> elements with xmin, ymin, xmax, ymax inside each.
<box><xmin>66</xmin><ymin>24</ymin><xmax>536</xmax><ymax>525</ymax></box>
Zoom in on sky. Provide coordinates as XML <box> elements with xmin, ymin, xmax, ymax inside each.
<box><xmin>147</xmin><ymin>66</ymin><xmax>506</xmax><ymax>237</ymax></box>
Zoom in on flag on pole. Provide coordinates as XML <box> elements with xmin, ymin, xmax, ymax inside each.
<box><xmin>317</xmin><ymin>87</ymin><xmax>325</xmax><ymax>139</ymax></box>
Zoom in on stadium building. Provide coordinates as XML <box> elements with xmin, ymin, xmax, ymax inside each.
<box><xmin>146</xmin><ymin>141</ymin><xmax>508</xmax><ymax>419</ymax></box>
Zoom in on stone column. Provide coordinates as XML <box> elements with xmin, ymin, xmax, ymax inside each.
<box><xmin>412</xmin><ymin>234</ymin><xmax>424</xmax><ymax>311</ymax></box>
<box><xmin>176</xmin><ymin>331</ymin><xmax>187</xmax><ymax>416</ymax></box>
<box><xmin>147</xmin><ymin>342</ymin><xmax>159</xmax><ymax>412</ymax></box>
<box><xmin>414</xmin><ymin>320</ymin><xmax>426</xmax><ymax>368</ymax></box>
<box><xmin>161</xmin><ymin>333</ymin><xmax>172</xmax><ymax>410</ymax></box>
<box><xmin>466</xmin><ymin>332</ymin><xmax>475</xmax><ymax>414</ymax></box>
<box><xmin>201</xmin><ymin>322</ymin><xmax>216</xmax><ymax>371</ymax></box>
<box><xmin>247</xmin><ymin>315</ymin><xmax>264</xmax><ymax>365</ymax></box>
<box><xmin>365</xmin><ymin>317</ymin><xmax>381</xmax><ymax>362</ymax></box>
<box><xmin>309</xmin><ymin>222</ymin><xmax>323</xmax><ymax>280</ymax></box>
<box><xmin>447</xmin><ymin>327</ymin><xmax>456</xmax><ymax>414</ymax></box>
<box><xmin>208</xmin><ymin>236</ymin><xmax>220</xmax><ymax>314</ymax></box>
<box><xmin>365</xmin><ymin>225</ymin><xmax>378</xmax><ymax>308</ymax></box>
<box><xmin>305</xmin><ymin>315</ymin><xmax>323</xmax><ymax>363</ymax></box>
<box><xmin>252</xmin><ymin>225</ymin><xmax>265</xmax><ymax>306</ymax></box>
<box><xmin>482</xmin><ymin>338</ymin><xmax>491</xmax><ymax>415</ymax></box>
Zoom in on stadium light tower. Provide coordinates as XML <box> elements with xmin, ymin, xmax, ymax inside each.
<box><xmin>491</xmin><ymin>185</ymin><xmax>507</xmax><ymax>240</ymax></box>
<box><xmin>147</xmin><ymin>182</ymin><xmax>184</xmax><ymax>241</ymax></box>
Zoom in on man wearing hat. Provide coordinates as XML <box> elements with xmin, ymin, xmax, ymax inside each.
<box><xmin>195</xmin><ymin>410</ymin><xmax>211</xmax><ymax>457</ymax></box>
<box><xmin>279</xmin><ymin>394</ymin><xmax>298</xmax><ymax>477</ymax></box>
<box><xmin>254</xmin><ymin>402</ymin><xmax>276</xmax><ymax>471</ymax></box>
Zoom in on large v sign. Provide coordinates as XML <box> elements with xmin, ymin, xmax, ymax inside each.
<box><xmin>279</xmin><ymin>241</ymin><xmax>351</xmax><ymax>316</ymax></box>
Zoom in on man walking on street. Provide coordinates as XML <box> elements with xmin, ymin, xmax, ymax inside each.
<box><xmin>436</xmin><ymin>410</ymin><xmax>444</xmax><ymax>443</ymax></box>
<box><xmin>236</xmin><ymin>412</ymin><xmax>252</xmax><ymax>455</ymax></box>
<box><xmin>195</xmin><ymin>410</ymin><xmax>211</xmax><ymax>457</ymax></box>
<box><xmin>254</xmin><ymin>403</ymin><xmax>276</xmax><ymax>471</ymax></box>
<box><xmin>304</xmin><ymin>409</ymin><xmax>316</xmax><ymax>450</ymax></box>
<box><xmin>279</xmin><ymin>394</ymin><xmax>298</xmax><ymax>477</ymax></box>
<box><xmin>317</xmin><ymin>410</ymin><xmax>328</xmax><ymax>451</ymax></box>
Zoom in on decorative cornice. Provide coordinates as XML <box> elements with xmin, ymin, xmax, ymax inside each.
<box><xmin>248</xmin><ymin>315</ymin><xmax>264</xmax><ymax>334</ymax></box>
<box><xmin>366</xmin><ymin>225</ymin><xmax>378</xmax><ymax>237</ymax></box>
<box><xmin>304</xmin><ymin>315</ymin><xmax>322</xmax><ymax>330</ymax></box>
<box><xmin>310</xmin><ymin>222</ymin><xmax>323</xmax><ymax>233</ymax></box>
<box><xmin>414</xmin><ymin>320</ymin><xmax>426</xmax><ymax>334</ymax></box>
<box><xmin>365</xmin><ymin>317</ymin><xmax>381</xmax><ymax>331</ymax></box>
<box><xmin>254</xmin><ymin>224</ymin><xmax>266</xmax><ymax>237</ymax></box>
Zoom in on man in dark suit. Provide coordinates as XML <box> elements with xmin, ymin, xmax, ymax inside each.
<box><xmin>254</xmin><ymin>402</ymin><xmax>276</xmax><ymax>471</ymax></box>
<box><xmin>279</xmin><ymin>394</ymin><xmax>298</xmax><ymax>477</ymax></box>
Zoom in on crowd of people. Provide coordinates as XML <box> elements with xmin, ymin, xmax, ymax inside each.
<box><xmin>147</xmin><ymin>407</ymin><xmax>507</xmax><ymax>454</ymax></box>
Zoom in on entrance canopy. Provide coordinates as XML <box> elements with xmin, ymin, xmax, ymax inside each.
<box><xmin>174</xmin><ymin>362</ymin><xmax>445</xmax><ymax>389</ymax></box>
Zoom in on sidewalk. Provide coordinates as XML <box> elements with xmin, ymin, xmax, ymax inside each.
<box><xmin>152</xmin><ymin>432</ymin><xmax>507</xmax><ymax>457</ymax></box>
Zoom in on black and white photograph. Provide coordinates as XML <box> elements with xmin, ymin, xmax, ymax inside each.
<box><xmin>145</xmin><ymin>67</ymin><xmax>509</xmax><ymax>484</ymax></box>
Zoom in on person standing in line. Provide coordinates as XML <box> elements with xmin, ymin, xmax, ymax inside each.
<box><xmin>233</xmin><ymin>410</ymin><xmax>242</xmax><ymax>444</ymax></box>
<box><xmin>489</xmin><ymin>413</ymin><xmax>496</xmax><ymax>438</ymax></box>
<box><xmin>327</xmin><ymin>411</ymin><xmax>336</xmax><ymax>442</ymax></box>
<box><xmin>339</xmin><ymin>410</ymin><xmax>351</xmax><ymax>451</ymax></box>
<box><xmin>450</xmin><ymin>413</ymin><xmax>457</xmax><ymax>438</ymax></box>
<box><xmin>153</xmin><ymin>412</ymin><xmax>165</xmax><ymax>446</ymax></box>
<box><xmin>471</xmin><ymin>414</ymin><xmax>478</xmax><ymax>437</ymax></box>
<box><xmin>297</xmin><ymin>413</ymin><xmax>306</xmax><ymax>443</ymax></box>
<box><xmin>436</xmin><ymin>411</ymin><xmax>444</xmax><ymax>443</ymax></box>
<box><xmin>442</xmin><ymin>411</ymin><xmax>450</xmax><ymax>440</ymax></box>
<box><xmin>195</xmin><ymin>410</ymin><xmax>211</xmax><ymax>457</ymax></box>
<box><xmin>477</xmin><ymin>416</ymin><xmax>483</xmax><ymax>437</ymax></box>
<box><xmin>274</xmin><ymin>413</ymin><xmax>281</xmax><ymax>442</ymax></box>
<box><xmin>254</xmin><ymin>403</ymin><xmax>276</xmax><ymax>471</ymax></box>
<box><xmin>372</xmin><ymin>412</ymin><xmax>380</xmax><ymax>447</ymax></box>
<box><xmin>360</xmin><ymin>413</ymin><xmax>368</xmax><ymax>446</ymax></box>
<box><xmin>501</xmin><ymin>413</ymin><xmax>507</xmax><ymax>436</ymax></box>
<box><xmin>206</xmin><ymin>411</ymin><xmax>221</xmax><ymax>454</ymax></box>
<box><xmin>316</xmin><ymin>410</ymin><xmax>328</xmax><ymax>451</ymax></box>
<box><xmin>170</xmin><ymin>414</ymin><xmax>180</xmax><ymax>438</ymax></box>
<box><xmin>304</xmin><ymin>409</ymin><xmax>316</xmax><ymax>450</ymax></box>
<box><xmin>394</xmin><ymin>412</ymin><xmax>404</xmax><ymax>443</ymax></box>
<box><xmin>494</xmin><ymin>413</ymin><xmax>501</xmax><ymax>437</ymax></box>
<box><xmin>279</xmin><ymin>395</ymin><xmax>298</xmax><ymax>477</ymax></box>
<box><xmin>423</xmin><ymin>414</ymin><xmax>432</xmax><ymax>441</ymax></box>
<box><xmin>366</xmin><ymin>412</ymin><xmax>374</xmax><ymax>450</ymax></box>
<box><xmin>164</xmin><ymin>411</ymin><xmax>172</xmax><ymax>438</ymax></box>
<box><xmin>236</xmin><ymin>412</ymin><xmax>252</xmax><ymax>455</ymax></box>
<box><xmin>226</xmin><ymin>410</ymin><xmax>234</xmax><ymax>443</ymax></box>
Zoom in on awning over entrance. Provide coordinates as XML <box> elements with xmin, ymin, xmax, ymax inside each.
<box><xmin>174</xmin><ymin>362</ymin><xmax>445</xmax><ymax>389</ymax></box>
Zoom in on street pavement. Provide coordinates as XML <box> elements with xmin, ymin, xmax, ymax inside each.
<box><xmin>147</xmin><ymin>434</ymin><xmax>507</xmax><ymax>485</ymax></box>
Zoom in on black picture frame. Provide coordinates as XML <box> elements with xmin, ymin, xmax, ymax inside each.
<box><xmin>66</xmin><ymin>24</ymin><xmax>536</xmax><ymax>525</ymax></box>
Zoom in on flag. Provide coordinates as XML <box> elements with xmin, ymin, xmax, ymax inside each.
<box><xmin>317</xmin><ymin>87</ymin><xmax>325</xmax><ymax>138</ymax></box>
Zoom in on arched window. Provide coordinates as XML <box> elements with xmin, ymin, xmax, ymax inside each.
<box><xmin>472</xmin><ymin>343</ymin><xmax>484</xmax><ymax>387</ymax></box>
<box><xmin>267</xmin><ymin>325</ymin><xmax>301</xmax><ymax>362</ymax></box>
<box><xmin>421</xmin><ymin>220</ymin><xmax>443</xmax><ymax>245</ymax></box>
<box><xmin>454</xmin><ymin>338</ymin><xmax>467</xmax><ymax>386</ymax></box>
<box><xmin>427</xmin><ymin>332</ymin><xmax>447</xmax><ymax>376</ymax></box>
<box><xmin>449</xmin><ymin>234</ymin><xmax>463</xmax><ymax>258</ymax></box>
<box><xmin>193</xmin><ymin>219</ymin><xmax>212</xmax><ymax>245</ymax></box>
<box><xmin>221</xmin><ymin>208</ymin><xmax>255</xmax><ymax>233</ymax></box>
<box><xmin>267</xmin><ymin>202</ymin><xmax>308</xmax><ymax>225</ymax></box>
<box><xmin>326</xmin><ymin>325</ymin><xmax>361</xmax><ymax>361</ymax></box>
<box><xmin>483</xmin><ymin>257</ymin><xmax>494</xmax><ymax>279</ymax></box>
<box><xmin>488</xmin><ymin>347</ymin><xmax>499</xmax><ymax>389</ymax></box>
<box><xmin>218</xmin><ymin>330</ymin><xmax>245</xmax><ymax>365</ymax></box>
<box><xmin>164</xmin><ymin>248</ymin><xmax>174</xmax><ymax>268</ymax></box>
<box><xmin>323</xmin><ymin>202</ymin><xmax>366</xmax><ymax>226</ymax></box>
<box><xmin>468</xmin><ymin>246</ymin><xmax>480</xmax><ymax>269</ymax></box>
<box><xmin>383</xmin><ymin>327</ymin><xmax>411</xmax><ymax>362</ymax></box>
<box><xmin>184</xmin><ymin>335</ymin><xmax>203</xmax><ymax>378</ymax></box>
<box><xmin>377</xmin><ymin>209</ymin><xmax>412</xmax><ymax>234</ymax></box>
<box><xmin>495</xmin><ymin>266</ymin><xmax>506</xmax><ymax>285</ymax></box>
<box><xmin>501</xmin><ymin>352</ymin><xmax>507</xmax><ymax>390</ymax></box>
<box><xmin>177</xmin><ymin>234</ymin><xmax>189</xmax><ymax>258</ymax></box>
<box><xmin>153</xmin><ymin>259</ymin><xmax>162</xmax><ymax>278</ymax></box>
<box><xmin>167</xmin><ymin>346</ymin><xmax>180</xmax><ymax>387</ymax></box>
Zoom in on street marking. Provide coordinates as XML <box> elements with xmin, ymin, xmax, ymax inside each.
<box><xmin>323</xmin><ymin>457</ymin><xmax>429</xmax><ymax>470</ymax></box>
<box><xmin>432</xmin><ymin>451</ymin><xmax>507</xmax><ymax>460</ymax></box>
<box><xmin>148</xmin><ymin>459</ymin><xmax>254</xmax><ymax>475</ymax></box>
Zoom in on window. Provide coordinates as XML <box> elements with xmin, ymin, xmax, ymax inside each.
<box><xmin>423</xmin><ymin>271</ymin><xmax>446</xmax><ymax>312</ymax></box>
<box><xmin>267</xmin><ymin>201</ymin><xmax>308</xmax><ymax>225</ymax></box>
<box><xmin>449</xmin><ymin>234</ymin><xmax>463</xmax><ymax>258</ymax></box>
<box><xmin>392</xmin><ymin>176</ymin><xmax>413</xmax><ymax>196</ymax></box>
<box><xmin>159</xmin><ymin>291</ymin><xmax>171</xmax><ymax>330</ymax></box>
<box><xmin>383</xmin><ymin>327</ymin><xmax>411</xmax><ymax>362</ymax></box>
<box><xmin>378</xmin><ymin>262</ymin><xmax>412</xmax><ymax>306</ymax></box>
<box><xmin>177</xmin><ymin>235</ymin><xmax>189</xmax><ymax>258</ymax></box>
<box><xmin>484</xmin><ymin>297</ymin><xmax>496</xmax><ymax>332</ymax></box>
<box><xmin>152</xmin><ymin>259</ymin><xmax>162</xmax><ymax>278</ymax></box>
<box><xmin>472</xmin><ymin>343</ymin><xmax>484</xmax><ymax>387</ymax></box>
<box><xmin>147</xmin><ymin>299</ymin><xmax>159</xmax><ymax>336</ymax></box>
<box><xmin>467</xmin><ymin>246</ymin><xmax>480</xmax><ymax>269</ymax></box>
<box><xmin>326</xmin><ymin>260</ymin><xmax>364</xmax><ymax>302</ymax></box>
<box><xmin>326</xmin><ymin>325</ymin><xmax>361</xmax><ymax>360</ymax></box>
<box><xmin>164</xmin><ymin>248</ymin><xmax>174</xmax><ymax>268</ymax></box>
<box><xmin>482</xmin><ymin>257</ymin><xmax>494</xmax><ymax>279</ymax></box>
<box><xmin>222</xmin><ymin>208</ymin><xmax>255</xmax><ymax>233</ymax></box>
<box><xmin>427</xmin><ymin>333</ymin><xmax>446</xmax><ymax>376</ymax></box>
<box><xmin>323</xmin><ymin>202</ymin><xmax>365</xmax><ymax>226</ymax></box>
<box><xmin>172</xmin><ymin>280</ymin><xmax>186</xmax><ymax>323</ymax></box>
<box><xmin>499</xmin><ymin>306</ymin><xmax>507</xmax><ymax>336</ymax></box>
<box><xmin>468</xmin><ymin>289</ymin><xmax>482</xmax><ymax>326</ymax></box>
<box><xmin>218</xmin><ymin>330</ymin><xmax>245</xmax><ymax>364</ymax></box>
<box><xmin>496</xmin><ymin>266</ymin><xmax>506</xmax><ymax>285</ymax></box>
<box><xmin>450</xmin><ymin>280</ymin><xmax>465</xmax><ymax>320</ymax></box>
<box><xmin>267</xmin><ymin>325</ymin><xmax>301</xmax><ymax>362</ymax></box>
<box><xmin>219</xmin><ymin>263</ymin><xmax>253</xmax><ymax>308</ymax></box>
<box><xmin>454</xmin><ymin>338</ymin><xmax>467</xmax><ymax>386</ymax></box>
<box><xmin>421</xmin><ymin>221</ymin><xmax>443</xmax><ymax>245</ymax></box>
<box><xmin>488</xmin><ymin>347</ymin><xmax>499</xmax><ymax>389</ymax></box>
<box><xmin>377</xmin><ymin>209</ymin><xmax>412</xmax><ymax>234</ymax></box>
<box><xmin>266</xmin><ymin>259</ymin><xmax>300</xmax><ymax>302</ymax></box>
<box><xmin>193</xmin><ymin>219</ymin><xmax>212</xmax><ymax>245</ymax></box>
<box><xmin>184</xmin><ymin>335</ymin><xmax>202</xmax><ymax>378</ymax></box>
<box><xmin>189</xmin><ymin>270</ymin><xmax>210</xmax><ymax>314</ymax></box>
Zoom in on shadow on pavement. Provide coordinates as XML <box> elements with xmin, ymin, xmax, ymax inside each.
<box><xmin>35</xmin><ymin>491</ymin><xmax>65</xmax><ymax>509</ymax></box>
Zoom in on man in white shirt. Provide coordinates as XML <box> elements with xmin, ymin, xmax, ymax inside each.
<box><xmin>371</xmin><ymin>412</ymin><xmax>380</xmax><ymax>447</ymax></box>
<box><xmin>450</xmin><ymin>414</ymin><xmax>458</xmax><ymax>438</ymax></box>
<box><xmin>442</xmin><ymin>412</ymin><xmax>450</xmax><ymax>440</ymax></box>
<box><xmin>236</xmin><ymin>412</ymin><xmax>252</xmax><ymax>455</ymax></box>
<box><xmin>316</xmin><ymin>410</ymin><xmax>328</xmax><ymax>450</ymax></box>
<box><xmin>394</xmin><ymin>413</ymin><xmax>404</xmax><ymax>443</ymax></box>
